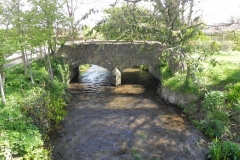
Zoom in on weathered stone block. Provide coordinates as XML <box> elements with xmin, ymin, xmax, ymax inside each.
<box><xmin>112</xmin><ymin>68</ymin><xmax>121</xmax><ymax>86</ymax></box>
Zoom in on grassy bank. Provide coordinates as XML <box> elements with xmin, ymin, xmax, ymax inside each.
<box><xmin>0</xmin><ymin>56</ymin><xmax>70</xmax><ymax>159</ymax></box>
<box><xmin>161</xmin><ymin>52</ymin><xmax>240</xmax><ymax>159</ymax></box>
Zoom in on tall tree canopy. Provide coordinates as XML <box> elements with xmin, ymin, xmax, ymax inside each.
<box><xmin>94</xmin><ymin>0</ymin><xmax>209</xmax><ymax>90</ymax></box>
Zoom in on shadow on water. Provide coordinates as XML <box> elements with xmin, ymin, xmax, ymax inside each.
<box><xmin>48</xmin><ymin>65</ymin><xmax>209</xmax><ymax>160</ymax></box>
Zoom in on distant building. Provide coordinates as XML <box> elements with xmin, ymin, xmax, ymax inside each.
<box><xmin>202</xmin><ymin>23</ymin><xmax>240</xmax><ymax>41</ymax></box>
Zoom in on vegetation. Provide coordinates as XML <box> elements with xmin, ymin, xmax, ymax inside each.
<box><xmin>92</xmin><ymin>1</ymin><xmax>240</xmax><ymax>159</ymax></box>
<box><xmin>0</xmin><ymin>0</ymin><xmax>239</xmax><ymax>158</ymax></box>
<box><xmin>0</xmin><ymin>57</ymin><xmax>70</xmax><ymax>159</ymax></box>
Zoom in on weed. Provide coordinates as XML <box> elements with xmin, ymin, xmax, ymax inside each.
<box><xmin>199</xmin><ymin>119</ymin><xmax>228</xmax><ymax>138</ymax></box>
<box><xmin>202</xmin><ymin>91</ymin><xmax>225</xmax><ymax>112</ymax></box>
<box><xmin>208</xmin><ymin>138</ymin><xmax>240</xmax><ymax>160</ymax></box>
<box><xmin>183</xmin><ymin>103</ymin><xmax>198</xmax><ymax>115</ymax></box>
<box><xmin>225</xmin><ymin>83</ymin><xmax>240</xmax><ymax>104</ymax></box>
<box><xmin>132</xmin><ymin>148</ymin><xmax>145</xmax><ymax>160</ymax></box>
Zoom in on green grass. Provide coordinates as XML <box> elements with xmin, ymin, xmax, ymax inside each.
<box><xmin>200</xmin><ymin>61</ymin><xmax>240</xmax><ymax>90</ymax></box>
<box><xmin>161</xmin><ymin>51</ymin><xmax>240</xmax><ymax>159</ymax></box>
<box><xmin>162</xmin><ymin>53</ymin><xmax>240</xmax><ymax>94</ymax></box>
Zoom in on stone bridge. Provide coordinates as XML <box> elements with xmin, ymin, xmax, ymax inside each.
<box><xmin>59</xmin><ymin>40</ymin><xmax>164</xmax><ymax>84</ymax></box>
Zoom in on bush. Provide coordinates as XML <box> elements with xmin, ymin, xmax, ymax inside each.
<box><xmin>210</xmin><ymin>41</ymin><xmax>222</xmax><ymax>53</ymax></box>
<box><xmin>227</xmin><ymin>32</ymin><xmax>240</xmax><ymax>51</ymax></box>
<box><xmin>0</xmin><ymin>105</ymin><xmax>50</xmax><ymax>159</ymax></box>
<box><xmin>0</xmin><ymin>56</ymin><xmax>69</xmax><ymax>159</ymax></box>
<box><xmin>202</xmin><ymin>91</ymin><xmax>225</xmax><ymax>112</ymax></box>
<box><xmin>225</xmin><ymin>83</ymin><xmax>240</xmax><ymax>104</ymax></box>
<box><xmin>194</xmin><ymin>40</ymin><xmax>234</xmax><ymax>52</ymax></box>
<box><xmin>183</xmin><ymin>102</ymin><xmax>198</xmax><ymax>115</ymax></box>
<box><xmin>230</xmin><ymin>101</ymin><xmax>240</xmax><ymax>123</ymax></box>
<box><xmin>199</xmin><ymin>110</ymin><xmax>229</xmax><ymax>138</ymax></box>
<box><xmin>21</xmin><ymin>88</ymin><xmax>68</xmax><ymax>133</ymax></box>
<box><xmin>199</xmin><ymin>119</ymin><xmax>228</xmax><ymax>138</ymax></box>
<box><xmin>208</xmin><ymin>139</ymin><xmax>240</xmax><ymax>160</ymax></box>
<box><xmin>220</xmin><ymin>41</ymin><xmax>235</xmax><ymax>52</ymax></box>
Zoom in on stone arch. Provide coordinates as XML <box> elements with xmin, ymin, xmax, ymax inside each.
<box><xmin>60</xmin><ymin>40</ymin><xmax>164</xmax><ymax>83</ymax></box>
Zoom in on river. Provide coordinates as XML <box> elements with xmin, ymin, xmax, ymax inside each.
<box><xmin>48</xmin><ymin>65</ymin><xmax>208</xmax><ymax>160</ymax></box>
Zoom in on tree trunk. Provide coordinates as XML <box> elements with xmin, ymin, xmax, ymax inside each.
<box><xmin>187</xmin><ymin>0</ymin><xmax>194</xmax><ymax>26</ymax></box>
<box><xmin>47</xmin><ymin>46</ymin><xmax>54</xmax><ymax>82</ymax></box>
<box><xmin>29</xmin><ymin>48</ymin><xmax>34</xmax><ymax>84</ymax></box>
<box><xmin>39</xmin><ymin>45</ymin><xmax>44</xmax><ymax>60</ymax></box>
<box><xmin>0</xmin><ymin>73</ymin><xmax>6</xmax><ymax>104</ymax></box>
<box><xmin>21</xmin><ymin>48</ymin><xmax>28</xmax><ymax>75</ymax></box>
<box><xmin>184</xmin><ymin>64</ymin><xmax>191</xmax><ymax>87</ymax></box>
<box><xmin>181</xmin><ymin>0</ymin><xmax>186</xmax><ymax>22</ymax></box>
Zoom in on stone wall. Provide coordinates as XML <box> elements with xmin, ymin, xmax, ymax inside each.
<box><xmin>148</xmin><ymin>65</ymin><xmax>161</xmax><ymax>80</ymax></box>
<box><xmin>159</xmin><ymin>86</ymin><xmax>199</xmax><ymax>107</ymax></box>
<box><xmin>60</xmin><ymin>40</ymin><xmax>164</xmax><ymax>72</ymax></box>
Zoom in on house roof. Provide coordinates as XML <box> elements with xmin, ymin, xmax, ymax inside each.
<box><xmin>203</xmin><ymin>23</ymin><xmax>240</xmax><ymax>34</ymax></box>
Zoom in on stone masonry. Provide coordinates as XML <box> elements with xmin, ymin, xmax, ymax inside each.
<box><xmin>59</xmin><ymin>40</ymin><xmax>164</xmax><ymax>81</ymax></box>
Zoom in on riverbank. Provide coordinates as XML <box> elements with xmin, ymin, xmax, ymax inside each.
<box><xmin>159</xmin><ymin>52</ymin><xmax>240</xmax><ymax>159</ymax></box>
<box><xmin>0</xmin><ymin>56</ymin><xmax>70</xmax><ymax>159</ymax></box>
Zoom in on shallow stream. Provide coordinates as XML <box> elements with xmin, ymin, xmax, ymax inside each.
<box><xmin>48</xmin><ymin>65</ymin><xmax>208</xmax><ymax>160</ymax></box>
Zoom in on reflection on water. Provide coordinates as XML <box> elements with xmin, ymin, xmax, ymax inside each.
<box><xmin>80</xmin><ymin>65</ymin><xmax>112</xmax><ymax>86</ymax></box>
<box><xmin>49</xmin><ymin>65</ymin><xmax>208</xmax><ymax>160</ymax></box>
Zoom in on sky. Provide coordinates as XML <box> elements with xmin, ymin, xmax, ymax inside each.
<box><xmin>78</xmin><ymin>0</ymin><xmax>240</xmax><ymax>26</ymax></box>
<box><xmin>200</xmin><ymin>0</ymin><xmax>240</xmax><ymax>24</ymax></box>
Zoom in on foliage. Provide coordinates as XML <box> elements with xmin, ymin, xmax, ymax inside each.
<box><xmin>0</xmin><ymin>101</ymin><xmax>51</xmax><ymax>159</ymax></box>
<box><xmin>230</xmin><ymin>101</ymin><xmax>240</xmax><ymax>123</ymax></box>
<box><xmin>225</xmin><ymin>83</ymin><xmax>240</xmax><ymax>104</ymax></box>
<box><xmin>162</xmin><ymin>55</ymin><xmax>240</xmax><ymax>94</ymax></box>
<box><xmin>226</xmin><ymin>32</ymin><xmax>240</xmax><ymax>51</ymax></box>
<box><xmin>220</xmin><ymin>41</ymin><xmax>235</xmax><ymax>52</ymax></box>
<box><xmin>208</xmin><ymin>139</ymin><xmax>240</xmax><ymax>160</ymax></box>
<box><xmin>210</xmin><ymin>41</ymin><xmax>222</xmax><ymax>53</ymax></box>
<box><xmin>194</xmin><ymin>40</ymin><xmax>234</xmax><ymax>53</ymax></box>
<box><xmin>202</xmin><ymin>91</ymin><xmax>225</xmax><ymax>112</ymax></box>
<box><xmin>183</xmin><ymin>103</ymin><xmax>198</xmax><ymax>115</ymax></box>
<box><xmin>94</xmin><ymin>5</ymin><xmax>153</xmax><ymax>41</ymax></box>
<box><xmin>199</xmin><ymin>119</ymin><xmax>228</xmax><ymax>138</ymax></box>
<box><xmin>140</xmin><ymin>65</ymin><xmax>148</xmax><ymax>71</ymax></box>
<box><xmin>0</xmin><ymin>57</ymin><xmax>69</xmax><ymax>159</ymax></box>
<box><xmin>199</xmin><ymin>92</ymin><xmax>230</xmax><ymax>138</ymax></box>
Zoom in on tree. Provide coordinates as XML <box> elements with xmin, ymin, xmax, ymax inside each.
<box><xmin>95</xmin><ymin>5</ymin><xmax>154</xmax><ymax>41</ymax></box>
<box><xmin>95</xmin><ymin>0</ymin><xmax>208</xmax><ymax>91</ymax></box>
<box><xmin>0</xmin><ymin>31</ymin><xmax>18</xmax><ymax>104</ymax></box>
<box><xmin>29</xmin><ymin>0</ymin><xmax>68</xmax><ymax>81</ymax></box>
<box><xmin>1</xmin><ymin>0</ymin><xmax>30</xmax><ymax>75</ymax></box>
<box><xmin>0</xmin><ymin>1</ymin><xmax>20</xmax><ymax>104</ymax></box>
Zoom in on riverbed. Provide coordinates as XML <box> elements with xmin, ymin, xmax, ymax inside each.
<box><xmin>48</xmin><ymin>65</ymin><xmax>208</xmax><ymax>160</ymax></box>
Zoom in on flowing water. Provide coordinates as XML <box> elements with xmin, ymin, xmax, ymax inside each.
<box><xmin>48</xmin><ymin>65</ymin><xmax>208</xmax><ymax>160</ymax></box>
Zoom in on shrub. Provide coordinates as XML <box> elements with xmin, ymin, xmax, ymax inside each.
<box><xmin>225</xmin><ymin>83</ymin><xmax>240</xmax><ymax>104</ymax></box>
<box><xmin>202</xmin><ymin>91</ymin><xmax>225</xmax><ymax>112</ymax></box>
<box><xmin>194</xmin><ymin>40</ymin><xmax>233</xmax><ymax>52</ymax></box>
<box><xmin>1</xmin><ymin>56</ymin><xmax>69</xmax><ymax>159</ymax></box>
<box><xmin>199</xmin><ymin>119</ymin><xmax>228</xmax><ymax>138</ymax></box>
<box><xmin>183</xmin><ymin>103</ymin><xmax>198</xmax><ymax>115</ymax></box>
<box><xmin>199</xmin><ymin>104</ymin><xmax>229</xmax><ymax>138</ymax></box>
<box><xmin>210</xmin><ymin>41</ymin><xmax>222</xmax><ymax>53</ymax></box>
<box><xmin>208</xmin><ymin>139</ymin><xmax>240</xmax><ymax>160</ymax></box>
<box><xmin>0</xmin><ymin>105</ymin><xmax>50</xmax><ymax>159</ymax></box>
<box><xmin>230</xmin><ymin>101</ymin><xmax>240</xmax><ymax>123</ymax></box>
<box><xmin>206</xmin><ymin>110</ymin><xmax>229</xmax><ymax>125</ymax></box>
<box><xmin>220</xmin><ymin>41</ymin><xmax>235</xmax><ymax>52</ymax></box>
<box><xmin>227</xmin><ymin>32</ymin><xmax>240</xmax><ymax>51</ymax></box>
<box><xmin>21</xmin><ymin>89</ymin><xmax>68</xmax><ymax>133</ymax></box>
